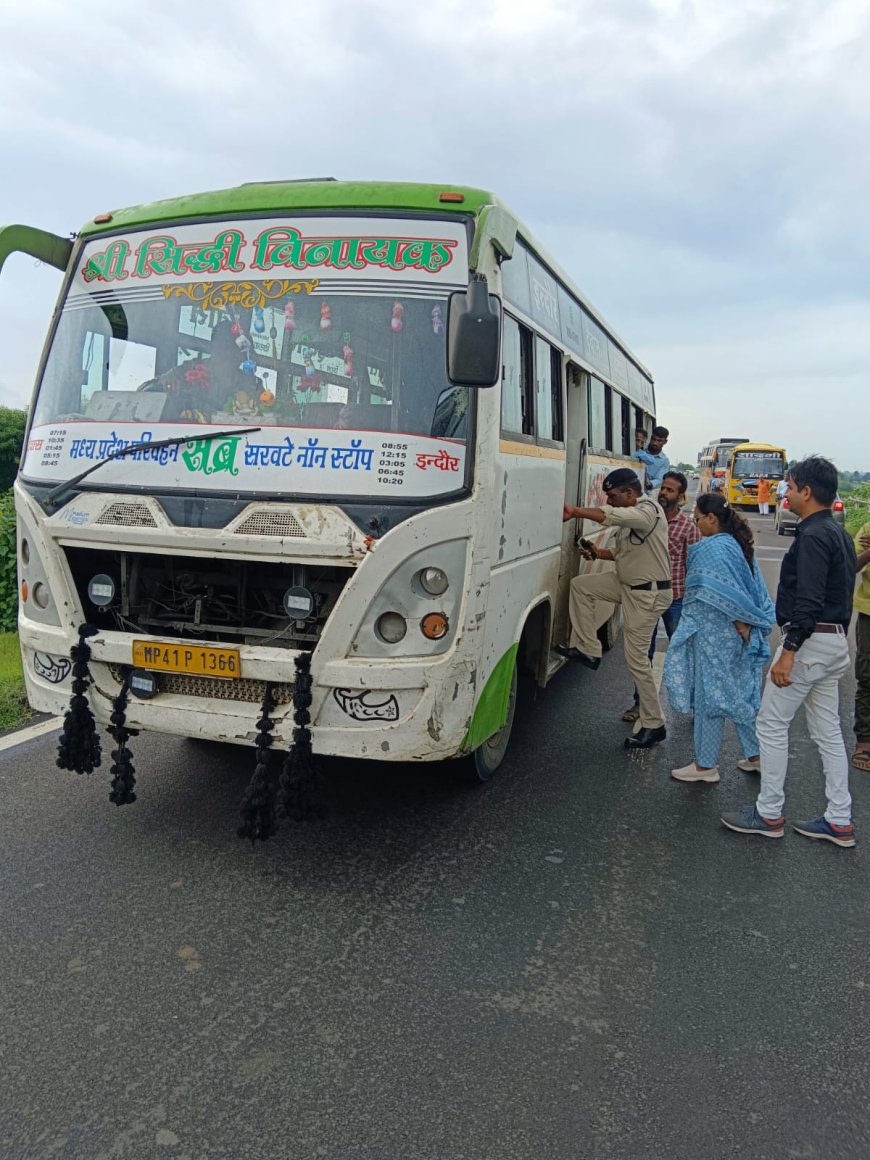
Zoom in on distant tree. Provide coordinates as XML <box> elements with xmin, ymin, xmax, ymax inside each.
<box><xmin>845</xmin><ymin>483</ymin><xmax>870</xmax><ymax>536</ymax></box>
<box><xmin>0</xmin><ymin>407</ymin><xmax>27</xmax><ymax>490</ymax></box>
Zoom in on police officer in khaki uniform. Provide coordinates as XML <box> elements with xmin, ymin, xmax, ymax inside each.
<box><xmin>557</xmin><ymin>467</ymin><xmax>672</xmax><ymax>749</ymax></box>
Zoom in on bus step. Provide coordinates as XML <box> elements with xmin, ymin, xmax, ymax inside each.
<box><xmin>547</xmin><ymin>652</ymin><xmax>568</xmax><ymax>680</ymax></box>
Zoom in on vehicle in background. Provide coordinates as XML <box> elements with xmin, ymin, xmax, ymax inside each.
<box><xmin>775</xmin><ymin>493</ymin><xmax>846</xmax><ymax>535</ymax></box>
<box><xmin>697</xmin><ymin>436</ymin><xmax>748</xmax><ymax>496</ymax></box>
<box><xmin>725</xmin><ymin>442</ymin><xmax>787</xmax><ymax>510</ymax></box>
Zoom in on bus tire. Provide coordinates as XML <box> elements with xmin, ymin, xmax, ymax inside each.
<box><xmin>464</xmin><ymin>662</ymin><xmax>518</xmax><ymax>783</ymax></box>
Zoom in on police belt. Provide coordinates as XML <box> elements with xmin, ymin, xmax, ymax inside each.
<box><xmin>627</xmin><ymin>580</ymin><xmax>672</xmax><ymax>591</ymax></box>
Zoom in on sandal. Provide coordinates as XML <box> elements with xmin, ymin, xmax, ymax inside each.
<box><xmin>852</xmin><ymin>748</ymin><xmax>870</xmax><ymax>772</ymax></box>
<box><xmin>622</xmin><ymin>706</ymin><xmax>640</xmax><ymax>722</ymax></box>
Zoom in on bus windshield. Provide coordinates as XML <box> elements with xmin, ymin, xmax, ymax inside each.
<box><xmin>23</xmin><ymin>216</ymin><xmax>471</xmax><ymax>501</ymax></box>
<box><xmin>732</xmin><ymin>451</ymin><xmax>785</xmax><ymax>478</ymax></box>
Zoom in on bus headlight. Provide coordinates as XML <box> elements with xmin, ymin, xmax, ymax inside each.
<box><xmin>31</xmin><ymin>582</ymin><xmax>51</xmax><ymax>610</ymax></box>
<box><xmin>352</xmin><ymin>538</ymin><xmax>468</xmax><ymax>658</ymax></box>
<box><xmin>419</xmin><ymin>566</ymin><xmax>449</xmax><ymax>596</ymax></box>
<box><xmin>376</xmin><ymin>611</ymin><xmax>407</xmax><ymax>644</ymax></box>
<box><xmin>88</xmin><ymin>574</ymin><xmax>116</xmax><ymax>607</ymax></box>
<box><xmin>283</xmin><ymin>585</ymin><xmax>315</xmax><ymax>620</ymax></box>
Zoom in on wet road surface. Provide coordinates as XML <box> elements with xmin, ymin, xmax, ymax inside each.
<box><xmin>2</xmin><ymin>512</ymin><xmax>868</xmax><ymax>1160</ymax></box>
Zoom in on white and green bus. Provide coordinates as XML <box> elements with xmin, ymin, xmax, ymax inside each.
<box><xmin>3</xmin><ymin>180</ymin><xmax>655</xmax><ymax>792</ymax></box>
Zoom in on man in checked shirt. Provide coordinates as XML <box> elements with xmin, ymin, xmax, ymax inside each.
<box><xmin>722</xmin><ymin>456</ymin><xmax>858</xmax><ymax>847</ymax></box>
<box><xmin>622</xmin><ymin>471</ymin><xmax>700</xmax><ymax>723</ymax></box>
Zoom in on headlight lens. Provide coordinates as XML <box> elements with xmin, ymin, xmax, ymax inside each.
<box><xmin>88</xmin><ymin>574</ymin><xmax>116</xmax><ymax>607</ymax></box>
<box><xmin>376</xmin><ymin>611</ymin><xmax>407</xmax><ymax>644</ymax></box>
<box><xmin>32</xmin><ymin>582</ymin><xmax>50</xmax><ymax>610</ymax></box>
<box><xmin>419</xmin><ymin>566</ymin><xmax>449</xmax><ymax>596</ymax></box>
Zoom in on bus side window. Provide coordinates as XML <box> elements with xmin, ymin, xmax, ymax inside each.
<box><xmin>550</xmin><ymin>345</ymin><xmax>564</xmax><ymax>443</ymax></box>
<box><xmin>501</xmin><ymin>315</ymin><xmax>534</xmax><ymax>436</ymax></box>
<box><xmin>620</xmin><ymin>396</ymin><xmax>631</xmax><ymax>454</ymax></box>
<box><xmin>588</xmin><ymin>377</ymin><xmax>607</xmax><ymax>451</ymax></box>
<box><xmin>533</xmin><ymin>334</ymin><xmax>561</xmax><ymax>443</ymax></box>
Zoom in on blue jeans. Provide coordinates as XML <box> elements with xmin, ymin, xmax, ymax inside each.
<box><xmin>633</xmin><ymin>599</ymin><xmax>683</xmax><ymax>705</ymax></box>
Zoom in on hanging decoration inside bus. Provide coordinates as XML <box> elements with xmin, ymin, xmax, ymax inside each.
<box><xmin>78</xmin><ymin>218</ymin><xmax>466</xmax><ymax>287</ymax></box>
<box><xmin>163</xmin><ymin>279</ymin><xmax>319</xmax><ymax>310</ymax></box>
<box><xmin>24</xmin><ymin>423</ymin><xmax>466</xmax><ymax>499</ymax></box>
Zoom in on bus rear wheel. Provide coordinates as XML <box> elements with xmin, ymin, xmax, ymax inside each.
<box><xmin>465</xmin><ymin>663</ymin><xmax>518</xmax><ymax>783</ymax></box>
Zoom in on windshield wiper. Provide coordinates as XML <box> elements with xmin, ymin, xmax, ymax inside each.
<box><xmin>42</xmin><ymin>427</ymin><xmax>261</xmax><ymax>511</ymax></box>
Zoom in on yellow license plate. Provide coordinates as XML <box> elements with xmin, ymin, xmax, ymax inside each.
<box><xmin>131</xmin><ymin>640</ymin><xmax>241</xmax><ymax>679</ymax></box>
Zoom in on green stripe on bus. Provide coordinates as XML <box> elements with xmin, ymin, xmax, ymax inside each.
<box><xmin>78</xmin><ymin>181</ymin><xmax>500</xmax><ymax>237</ymax></box>
<box><xmin>463</xmin><ymin>643</ymin><xmax>518</xmax><ymax>752</ymax></box>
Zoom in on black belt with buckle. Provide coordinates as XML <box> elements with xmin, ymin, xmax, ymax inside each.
<box><xmin>784</xmin><ymin>622</ymin><xmax>845</xmax><ymax>636</ymax></box>
<box><xmin>629</xmin><ymin>580</ymin><xmax>672</xmax><ymax>591</ymax></box>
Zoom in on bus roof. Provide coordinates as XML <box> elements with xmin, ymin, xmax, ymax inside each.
<box><xmin>730</xmin><ymin>442</ymin><xmax>786</xmax><ymax>453</ymax></box>
<box><xmin>76</xmin><ymin>178</ymin><xmax>654</xmax><ymax>389</ymax></box>
<box><xmin>77</xmin><ymin>180</ymin><xmax>497</xmax><ymax>236</ymax></box>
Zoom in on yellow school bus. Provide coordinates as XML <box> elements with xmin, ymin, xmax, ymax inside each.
<box><xmin>726</xmin><ymin>442</ymin><xmax>787</xmax><ymax>508</ymax></box>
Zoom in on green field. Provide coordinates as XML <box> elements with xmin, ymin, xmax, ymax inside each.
<box><xmin>0</xmin><ymin>633</ymin><xmax>32</xmax><ymax>732</ymax></box>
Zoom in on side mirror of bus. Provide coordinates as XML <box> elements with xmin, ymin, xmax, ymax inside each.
<box><xmin>446</xmin><ymin>278</ymin><xmax>502</xmax><ymax>388</ymax></box>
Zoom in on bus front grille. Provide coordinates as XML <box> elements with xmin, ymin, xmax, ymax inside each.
<box><xmin>95</xmin><ymin>503</ymin><xmax>159</xmax><ymax>527</ymax></box>
<box><xmin>108</xmin><ymin>664</ymin><xmax>295</xmax><ymax>703</ymax></box>
<box><xmin>232</xmin><ymin>510</ymin><xmax>306</xmax><ymax>537</ymax></box>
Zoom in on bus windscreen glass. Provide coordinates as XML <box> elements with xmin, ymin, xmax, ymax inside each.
<box><xmin>23</xmin><ymin>217</ymin><xmax>471</xmax><ymax>500</ymax></box>
<box><xmin>732</xmin><ymin>452</ymin><xmax>785</xmax><ymax>478</ymax></box>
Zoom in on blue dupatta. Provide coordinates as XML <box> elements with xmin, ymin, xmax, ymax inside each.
<box><xmin>663</xmin><ymin>534</ymin><xmax>776</xmax><ymax>721</ymax></box>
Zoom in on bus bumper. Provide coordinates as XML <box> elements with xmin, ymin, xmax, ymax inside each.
<box><xmin>18</xmin><ymin>621</ymin><xmax>475</xmax><ymax>763</ymax></box>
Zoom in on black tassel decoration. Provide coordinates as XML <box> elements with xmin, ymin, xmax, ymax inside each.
<box><xmin>278</xmin><ymin>651</ymin><xmax>323</xmax><ymax>822</ymax></box>
<box><xmin>56</xmin><ymin>624</ymin><xmax>102</xmax><ymax>775</ymax></box>
<box><xmin>237</xmin><ymin>682</ymin><xmax>278</xmax><ymax>842</ymax></box>
<box><xmin>107</xmin><ymin>671</ymin><xmax>139</xmax><ymax>806</ymax></box>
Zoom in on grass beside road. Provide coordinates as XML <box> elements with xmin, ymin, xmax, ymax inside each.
<box><xmin>0</xmin><ymin>633</ymin><xmax>32</xmax><ymax>732</ymax></box>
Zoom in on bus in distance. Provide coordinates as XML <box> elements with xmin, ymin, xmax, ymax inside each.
<box><xmin>697</xmin><ymin>436</ymin><xmax>749</xmax><ymax>496</ymax></box>
<box><xmin>725</xmin><ymin>442</ymin><xmax>787</xmax><ymax>509</ymax></box>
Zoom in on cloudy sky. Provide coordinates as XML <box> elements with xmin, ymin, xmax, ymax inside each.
<box><xmin>0</xmin><ymin>0</ymin><xmax>867</xmax><ymax>468</ymax></box>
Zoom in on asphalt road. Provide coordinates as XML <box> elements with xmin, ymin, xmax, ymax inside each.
<box><xmin>2</xmin><ymin>510</ymin><xmax>868</xmax><ymax>1160</ymax></box>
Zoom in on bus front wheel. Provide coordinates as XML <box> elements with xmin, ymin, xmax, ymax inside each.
<box><xmin>465</xmin><ymin>663</ymin><xmax>518</xmax><ymax>783</ymax></box>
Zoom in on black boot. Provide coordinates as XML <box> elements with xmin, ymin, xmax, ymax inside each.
<box><xmin>625</xmin><ymin>725</ymin><xmax>667</xmax><ymax>750</ymax></box>
<box><xmin>555</xmin><ymin>645</ymin><xmax>601</xmax><ymax>670</ymax></box>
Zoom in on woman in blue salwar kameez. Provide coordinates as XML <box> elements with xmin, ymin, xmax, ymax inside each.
<box><xmin>664</xmin><ymin>493</ymin><xmax>776</xmax><ymax>783</ymax></box>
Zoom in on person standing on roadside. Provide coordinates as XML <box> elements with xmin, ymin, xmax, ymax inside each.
<box><xmin>721</xmin><ymin>457</ymin><xmax>858</xmax><ymax>846</ymax></box>
<box><xmin>558</xmin><ymin>467</ymin><xmax>672</xmax><ymax>750</ymax></box>
<box><xmin>757</xmin><ymin>476</ymin><xmax>772</xmax><ymax>516</ymax></box>
<box><xmin>622</xmin><ymin>471</ymin><xmax>700</xmax><ymax>723</ymax></box>
<box><xmin>851</xmin><ymin>521</ymin><xmax>870</xmax><ymax>772</ymax></box>
<box><xmin>664</xmin><ymin>494</ymin><xmax>775</xmax><ymax>783</ymax></box>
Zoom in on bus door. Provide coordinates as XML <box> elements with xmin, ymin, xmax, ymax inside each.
<box><xmin>555</xmin><ymin>362</ymin><xmax>586</xmax><ymax>644</ymax></box>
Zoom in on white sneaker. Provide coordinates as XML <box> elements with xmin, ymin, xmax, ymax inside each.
<box><xmin>671</xmin><ymin>762</ymin><xmax>720</xmax><ymax>783</ymax></box>
<box><xmin>737</xmin><ymin>758</ymin><xmax>761</xmax><ymax>773</ymax></box>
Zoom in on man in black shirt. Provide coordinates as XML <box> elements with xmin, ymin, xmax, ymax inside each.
<box><xmin>722</xmin><ymin>456</ymin><xmax>858</xmax><ymax>847</ymax></box>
